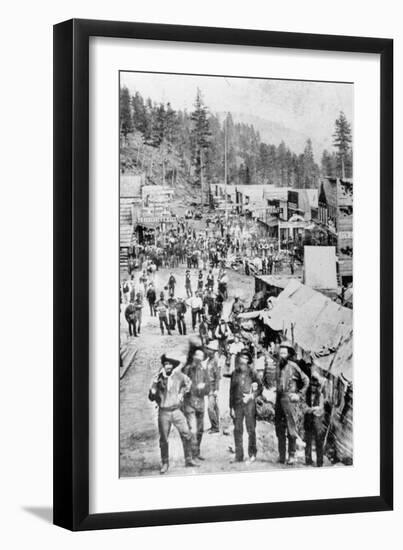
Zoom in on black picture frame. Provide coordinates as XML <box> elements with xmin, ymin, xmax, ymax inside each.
<box><xmin>53</xmin><ymin>18</ymin><xmax>393</xmax><ymax>531</ymax></box>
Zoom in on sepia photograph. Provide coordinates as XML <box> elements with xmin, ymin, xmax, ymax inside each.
<box><xmin>119</xmin><ymin>71</ymin><xmax>353</xmax><ymax>478</ymax></box>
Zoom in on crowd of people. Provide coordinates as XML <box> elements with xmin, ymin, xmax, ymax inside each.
<box><xmin>149</xmin><ymin>339</ymin><xmax>326</xmax><ymax>475</ymax></box>
<box><xmin>121</xmin><ymin>264</ymin><xmax>232</xmax><ymax>339</ymax></box>
<box><xmin>123</xmin><ymin>213</ymin><xmax>300</xmax><ymax>283</ymax></box>
<box><xmin>120</xmin><ymin>212</ymin><xmax>325</xmax><ymax>475</ymax></box>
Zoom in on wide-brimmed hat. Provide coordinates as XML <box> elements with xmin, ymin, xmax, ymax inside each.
<box><xmin>206</xmin><ymin>340</ymin><xmax>219</xmax><ymax>351</ymax></box>
<box><xmin>238</xmin><ymin>349</ymin><xmax>252</xmax><ymax>363</ymax></box>
<box><xmin>279</xmin><ymin>340</ymin><xmax>295</xmax><ymax>355</ymax></box>
<box><xmin>160</xmin><ymin>354</ymin><xmax>180</xmax><ymax>368</ymax></box>
<box><xmin>310</xmin><ymin>371</ymin><xmax>323</xmax><ymax>385</ymax></box>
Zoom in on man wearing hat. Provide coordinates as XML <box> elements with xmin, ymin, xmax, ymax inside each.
<box><xmin>183</xmin><ymin>348</ymin><xmax>210</xmax><ymax>460</ymax></box>
<box><xmin>185</xmin><ymin>269</ymin><xmax>192</xmax><ymax>298</ymax></box>
<box><xmin>215</xmin><ymin>318</ymin><xmax>232</xmax><ymax>354</ymax></box>
<box><xmin>155</xmin><ymin>293</ymin><xmax>171</xmax><ymax>336</ymax></box>
<box><xmin>124</xmin><ymin>300</ymin><xmax>137</xmax><ymax>337</ymax></box>
<box><xmin>205</xmin><ymin>340</ymin><xmax>221</xmax><ymax>434</ymax></box>
<box><xmin>133</xmin><ymin>292</ymin><xmax>144</xmax><ymax>336</ymax></box>
<box><xmin>275</xmin><ymin>341</ymin><xmax>309</xmax><ymax>465</ymax></box>
<box><xmin>229</xmin><ymin>350</ymin><xmax>262</xmax><ymax>463</ymax></box>
<box><xmin>149</xmin><ymin>354</ymin><xmax>197</xmax><ymax>474</ymax></box>
<box><xmin>175</xmin><ymin>297</ymin><xmax>187</xmax><ymax>335</ymax></box>
<box><xmin>168</xmin><ymin>272</ymin><xmax>176</xmax><ymax>298</ymax></box>
<box><xmin>303</xmin><ymin>372</ymin><xmax>326</xmax><ymax>467</ymax></box>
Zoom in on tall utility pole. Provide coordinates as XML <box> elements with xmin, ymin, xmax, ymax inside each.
<box><xmin>200</xmin><ymin>147</ymin><xmax>204</xmax><ymax>209</ymax></box>
<box><xmin>224</xmin><ymin>114</ymin><xmax>228</xmax><ymax>223</ymax></box>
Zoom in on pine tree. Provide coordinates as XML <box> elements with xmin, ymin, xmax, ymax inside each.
<box><xmin>333</xmin><ymin>111</ymin><xmax>353</xmax><ymax>178</ymax></box>
<box><xmin>120</xmin><ymin>86</ymin><xmax>133</xmax><ymax>139</ymax></box>
<box><xmin>165</xmin><ymin>102</ymin><xmax>178</xmax><ymax>149</ymax></box>
<box><xmin>321</xmin><ymin>149</ymin><xmax>336</xmax><ymax>177</ymax></box>
<box><xmin>131</xmin><ymin>91</ymin><xmax>147</xmax><ymax>134</ymax></box>
<box><xmin>277</xmin><ymin>141</ymin><xmax>287</xmax><ymax>186</ymax></box>
<box><xmin>302</xmin><ymin>138</ymin><xmax>317</xmax><ymax>188</ymax></box>
<box><xmin>190</xmin><ymin>89</ymin><xmax>211</xmax><ymax>186</ymax></box>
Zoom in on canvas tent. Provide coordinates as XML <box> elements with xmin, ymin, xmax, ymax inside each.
<box><xmin>261</xmin><ymin>279</ymin><xmax>353</xmax><ymax>464</ymax></box>
<box><xmin>261</xmin><ymin>280</ymin><xmax>352</xmax><ymax>380</ymax></box>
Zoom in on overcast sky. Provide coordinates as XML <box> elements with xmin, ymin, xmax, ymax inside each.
<box><xmin>121</xmin><ymin>71</ymin><xmax>353</xmax><ymax>157</ymax></box>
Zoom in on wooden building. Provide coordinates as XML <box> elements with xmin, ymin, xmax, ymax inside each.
<box><xmin>318</xmin><ymin>178</ymin><xmax>353</xmax><ymax>285</ymax></box>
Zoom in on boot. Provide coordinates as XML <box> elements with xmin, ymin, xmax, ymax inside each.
<box><xmin>160</xmin><ymin>463</ymin><xmax>169</xmax><ymax>475</ymax></box>
<box><xmin>185</xmin><ymin>459</ymin><xmax>199</xmax><ymax>467</ymax></box>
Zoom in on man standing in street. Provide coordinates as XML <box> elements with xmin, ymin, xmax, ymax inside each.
<box><xmin>199</xmin><ymin>314</ymin><xmax>210</xmax><ymax>346</ymax></box>
<box><xmin>167</xmin><ymin>295</ymin><xmax>177</xmax><ymax>332</ymax></box>
<box><xmin>185</xmin><ymin>269</ymin><xmax>193</xmax><ymax>297</ymax></box>
<box><xmin>267</xmin><ymin>253</ymin><xmax>273</xmax><ymax>275</ymax></box>
<box><xmin>133</xmin><ymin>292</ymin><xmax>144</xmax><ymax>336</ymax></box>
<box><xmin>206</xmin><ymin>269</ymin><xmax>214</xmax><ymax>291</ymax></box>
<box><xmin>205</xmin><ymin>340</ymin><xmax>221</xmax><ymax>434</ymax></box>
<box><xmin>187</xmin><ymin>291</ymin><xmax>203</xmax><ymax>331</ymax></box>
<box><xmin>275</xmin><ymin>341</ymin><xmax>309</xmax><ymax>465</ymax></box>
<box><xmin>215</xmin><ymin>318</ymin><xmax>232</xmax><ymax>354</ymax></box>
<box><xmin>175</xmin><ymin>297</ymin><xmax>187</xmax><ymax>335</ymax></box>
<box><xmin>155</xmin><ymin>292</ymin><xmax>171</xmax><ymax>336</ymax></box>
<box><xmin>231</xmin><ymin>295</ymin><xmax>244</xmax><ymax>319</ymax></box>
<box><xmin>146</xmin><ymin>282</ymin><xmax>156</xmax><ymax>316</ymax></box>
<box><xmin>304</xmin><ymin>372</ymin><xmax>326</xmax><ymax>467</ymax></box>
<box><xmin>168</xmin><ymin>272</ymin><xmax>176</xmax><ymax>297</ymax></box>
<box><xmin>124</xmin><ymin>300</ymin><xmax>137</xmax><ymax>337</ymax></box>
<box><xmin>229</xmin><ymin>350</ymin><xmax>262</xmax><ymax>464</ymax></box>
<box><xmin>183</xmin><ymin>349</ymin><xmax>210</xmax><ymax>461</ymax></box>
<box><xmin>149</xmin><ymin>354</ymin><xmax>198</xmax><ymax>474</ymax></box>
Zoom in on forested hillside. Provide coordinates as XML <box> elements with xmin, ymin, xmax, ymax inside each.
<box><xmin>120</xmin><ymin>86</ymin><xmax>352</xmax><ymax>193</ymax></box>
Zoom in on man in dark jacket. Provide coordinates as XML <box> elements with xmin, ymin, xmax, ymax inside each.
<box><xmin>206</xmin><ymin>269</ymin><xmax>214</xmax><ymax>291</ymax></box>
<box><xmin>149</xmin><ymin>354</ymin><xmax>198</xmax><ymax>474</ymax></box>
<box><xmin>175</xmin><ymin>297</ymin><xmax>187</xmax><ymax>335</ymax></box>
<box><xmin>205</xmin><ymin>340</ymin><xmax>221</xmax><ymax>433</ymax></box>
<box><xmin>183</xmin><ymin>349</ymin><xmax>210</xmax><ymax>460</ymax></box>
<box><xmin>275</xmin><ymin>342</ymin><xmax>309</xmax><ymax>465</ymax></box>
<box><xmin>155</xmin><ymin>293</ymin><xmax>171</xmax><ymax>336</ymax></box>
<box><xmin>167</xmin><ymin>296</ymin><xmax>177</xmax><ymax>331</ymax></box>
<box><xmin>124</xmin><ymin>301</ymin><xmax>137</xmax><ymax>337</ymax></box>
<box><xmin>168</xmin><ymin>273</ymin><xmax>176</xmax><ymax>297</ymax></box>
<box><xmin>304</xmin><ymin>372</ymin><xmax>326</xmax><ymax>467</ymax></box>
<box><xmin>146</xmin><ymin>283</ymin><xmax>156</xmax><ymax>316</ymax></box>
<box><xmin>230</xmin><ymin>350</ymin><xmax>262</xmax><ymax>463</ymax></box>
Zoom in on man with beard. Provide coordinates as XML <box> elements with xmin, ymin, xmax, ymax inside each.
<box><xmin>183</xmin><ymin>348</ymin><xmax>210</xmax><ymax>461</ymax></box>
<box><xmin>149</xmin><ymin>354</ymin><xmax>198</xmax><ymax>474</ymax></box>
<box><xmin>275</xmin><ymin>342</ymin><xmax>309</xmax><ymax>465</ymax></box>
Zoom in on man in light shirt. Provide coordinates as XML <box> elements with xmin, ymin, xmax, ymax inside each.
<box><xmin>228</xmin><ymin>334</ymin><xmax>245</xmax><ymax>374</ymax></box>
<box><xmin>187</xmin><ymin>291</ymin><xmax>203</xmax><ymax>331</ymax></box>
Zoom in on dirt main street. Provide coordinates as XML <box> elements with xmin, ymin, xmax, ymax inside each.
<box><xmin>119</xmin><ymin>266</ymin><xmax>303</xmax><ymax>478</ymax></box>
